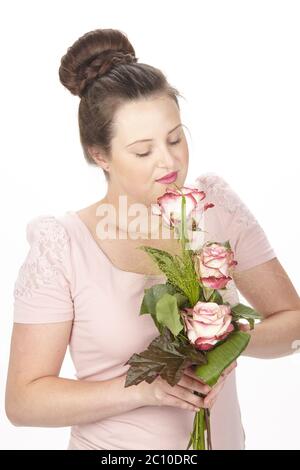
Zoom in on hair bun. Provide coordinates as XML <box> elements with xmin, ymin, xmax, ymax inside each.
<box><xmin>59</xmin><ymin>28</ymin><xmax>137</xmax><ymax>97</ymax></box>
<box><xmin>79</xmin><ymin>49</ymin><xmax>137</xmax><ymax>97</ymax></box>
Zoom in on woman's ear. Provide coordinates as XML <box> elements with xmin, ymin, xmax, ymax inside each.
<box><xmin>87</xmin><ymin>145</ymin><xmax>110</xmax><ymax>171</ymax></box>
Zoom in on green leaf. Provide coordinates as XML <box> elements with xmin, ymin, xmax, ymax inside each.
<box><xmin>139</xmin><ymin>284</ymin><xmax>176</xmax><ymax>316</ymax></box>
<box><xmin>173</xmin><ymin>292</ymin><xmax>190</xmax><ymax>309</ymax></box>
<box><xmin>203</xmin><ymin>285</ymin><xmax>215</xmax><ymax>301</ymax></box>
<box><xmin>138</xmin><ymin>245</ymin><xmax>200</xmax><ymax>307</ymax></box>
<box><xmin>224</xmin><ymin>240</ymin><xmax>232</xmax><ymax>250</ymax></box>
<box><xmin>139</xmin><ymin>284</ymin><xmax>190</xmax><ymax>334</ymax></box>
<box><xmin>156</xmin><ymin>293</ymin><xmax>184</xmax><ymax>336</ymax></box>
<box><xmin>139</xmin><ymin>284</ymin><xmax>189</xmax><ymax>316</ymax></box>
<box><xmin>124</xmin><ymin>327</ymin><xmax>207</xmax><ymax>388</ymax></box>
<box><xmin>209</xmin><ymin>290</ymin><xmax>225</xmax><ymax>304</ymax></box>
<box><xmin>231</xmin><ymin>302</ymin><xmax>263</xmax><ymax>322</ymax></box>
<box><xmin>193</xmin><ymin>331</ymin><xmax>251</xmax><ymax>387</ymax></box>
<box><xmin>138</xmin><ymin>245</ymin><xmax>175</xmax><ymax>274</ymax></box>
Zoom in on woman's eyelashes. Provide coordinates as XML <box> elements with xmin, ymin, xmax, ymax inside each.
<box><xmin>136</xmin><ymin>139</ymin><xmax>182</xmax><ymax>158</ymax></box>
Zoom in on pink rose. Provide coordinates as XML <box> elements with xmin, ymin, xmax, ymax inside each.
<box><xmin>182</xmin><ymin>302</ymin><xmax>234</xmax><ymax>351</ymax></box>
<box><xmin>196</xmin><ymin>242</ymin><xmax>238</xmax><ymax>289</ymax></box>
<box><xmin>152</xmin><ymin>186</ymin><xmax>214</xmax><ymax>229</ymax></box>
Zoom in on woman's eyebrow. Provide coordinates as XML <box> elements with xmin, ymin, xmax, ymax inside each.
<box><xmin>126</xmin><ymin>123</ymin><xmax>182</xmax><ymax>147</ymax></box>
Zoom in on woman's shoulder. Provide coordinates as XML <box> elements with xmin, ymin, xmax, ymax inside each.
<box><xmin>195</xmin><ymin>171</ymin><xmax>242</xmax><ymax>211</ymax></box>
<box><xmin>194</xmin><ymin>172</ymin><xmax>276</xmax><ymax>272</ymax></box>
<box><xmin>194</xmin><ymin>171</ymin><xmax>258</xmax><ymax>227</ymax></box>
<box><xmin>13</xmin><ymin>213</ymin><xmax>75</xmax><ymax>322</ymax></box>
<box><xmin>25</xmin><ymin>213</ymin><xmax>71</xmax><ymax>247</ymax></box>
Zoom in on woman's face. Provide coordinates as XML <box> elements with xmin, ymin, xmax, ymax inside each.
<box><xmin>103</xmin><ymin>94</ymin><xmax>189</xmax><ymax>207</ymax></box>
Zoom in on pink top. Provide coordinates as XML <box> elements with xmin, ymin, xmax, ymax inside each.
<box><xmin>12</xmin><ymin>173</ymin><xmax>277</xmax><ymax>450</ymax></box>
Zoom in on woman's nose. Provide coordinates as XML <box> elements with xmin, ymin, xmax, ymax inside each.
<box><xmin>160</xmin><ymin>146</ymin><xmax>176</xmax><ymax>169</ymax></box>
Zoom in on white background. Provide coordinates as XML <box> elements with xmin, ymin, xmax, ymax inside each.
<box><xmin>1</xmin><ymin>0</ymin><xmax>299</xmax><ymax>450</ymax></box>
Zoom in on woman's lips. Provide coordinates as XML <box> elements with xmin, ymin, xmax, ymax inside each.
<box><xmin>155</xmin><ymin>171</ymin><xmax>178</xmax><ymax>184</ymax></box>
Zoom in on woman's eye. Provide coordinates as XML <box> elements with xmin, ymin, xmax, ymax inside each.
<box><xmin>170</xmin><ymin>139</ymin><xmax>181</xmax><ymax>145</ymax></box>
<box><xmin>136</xmin><ymin>152</ymin><xmax>151</xmax><ymax>158</ymax></box>
<box><xmin>135</xmin><ymin>139</ymin><xmax>181</xmax><ymax>158</ymax></box>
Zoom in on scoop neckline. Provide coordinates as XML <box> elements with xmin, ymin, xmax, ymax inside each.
<box><xmin>66</xmin><ymin>210</ymin><xmax>166</xmax><ymax>279</ymax></box>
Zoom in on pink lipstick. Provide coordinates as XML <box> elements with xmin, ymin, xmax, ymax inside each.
<box><xmin>155</xmin><ymin>171</ymin><xmax>178</xmax><ymax>184</ymax></box>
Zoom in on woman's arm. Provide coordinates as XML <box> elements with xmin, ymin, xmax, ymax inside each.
<box><xmin>5</xmin><ymin>321</ymin><xmax>140</xmax><ymax>427</ymax></box>
<box><xmin>232</xmin><ymin>257</ymin><xmax>300</xmax><ymax>359</ymax></box>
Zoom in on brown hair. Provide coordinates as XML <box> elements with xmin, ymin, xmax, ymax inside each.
<box><xmin>59</xmin><ymin>28</ymin><xmax>184</xmax><ymax>181</ymax></box>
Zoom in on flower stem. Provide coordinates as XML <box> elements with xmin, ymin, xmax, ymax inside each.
<box><xmin>205</xmin><ymin>408</ymin><xmax>213</xmax><ymax>450</ymax></box>
<box><xmin>185</xmin><ymin>392</ymin><xmax>213</xmax><ymax>450</ymax></box>
<box><xmin>180</xmin><ymin>195</ymin><xmax>187</xmax><ymax>254</ymax></box>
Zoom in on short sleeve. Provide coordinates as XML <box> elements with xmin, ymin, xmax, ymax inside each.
<box><xmin>195</xmin><ymin>172</ymin><xmax>277</xmax><ymax>272</ymax></box>
<box><xmin>13</xmin><ymin>215</ymin><xmax>74</xmax><ymax>323</ymax></box>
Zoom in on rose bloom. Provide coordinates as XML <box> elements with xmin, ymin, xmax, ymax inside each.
<box><xmin>196</xmin><ymin>242</ymin><xmax>238</xmax><ymax>289</ymax></box>
<box><xmin>152</xmin><ymin>186</ymin><xmax>214</xmax><ymax>229</ymax></box>
<box><xmin>182</xmin><ymin>301</ymin><xmax>235</xmax><ymax>351</ymax></box>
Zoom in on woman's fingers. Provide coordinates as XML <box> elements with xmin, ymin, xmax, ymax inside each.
<box><xmin>203</xmin><ymin>360</ymin><xmax>237</xmax><ymax>407</ymax></box>
<box><xmin>179</xmin><ymin>373</ymin><xmax>211</xmax><ymax>395</ymax></box>
<box><xmin>182</xmin><ymin>359</ymin><xmax>238</xmax><ymax>410</ymax></box>
<box><xmin>185</xmin><ymin>359</ymin><xmax>237</xmax><ymax>385</ymax></box>
<box><xmin>183</xmin><ymin>366</ymin><xmax>211</xmax><ymax>388</ymax></box>
<box><xmin>239</xmin><ymin>323</ymin><xmax>251</xmax><ymax>332</ymax></box>
<box><xmin>205</xmin><ymin>394</ymin><xmax>218</xmax><ymax>409</ymax></box>
<box><xmin>203</xmin><ymin>379</ymin><xmax>225</xmax><ymax>407</ymax></box>
<box><xmin>166</xmin><ymin>383</ymin><xmax>210</xmax><ymax>409</ymax></box>
<box><xmin>221</xmin><ymin>360</ymin><xmax>237</xmax><ymax>378</ymax></box>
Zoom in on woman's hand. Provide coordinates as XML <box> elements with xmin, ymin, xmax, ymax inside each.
<box><xmin>184</xmin><ymin>359</ymin><xmax>238</xmax><ymax>409</ymax></box>
<box><xmin>185</xmin><ymin>323</ymin><xmax>249</xmax><ymax>409</ymax></box>
<box><xmin>238</xmin><ymin>322</ymin><xmax>251</xmax><ymax>332</ymax></box>
<box><xmin>134</xmin><ymin>371</ymin><xmax>213</xmax><ymax>412</ymax></box>
<box><xmin>132</xmin><ymin>324</ymin><xmax>249</xmax><ymax>412</ymax></box>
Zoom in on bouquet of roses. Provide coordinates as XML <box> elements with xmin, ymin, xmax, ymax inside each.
<box><xmin>123</xmin><ymin>183</ymin><xmax>261</xmax><ymax>450</ymax></box>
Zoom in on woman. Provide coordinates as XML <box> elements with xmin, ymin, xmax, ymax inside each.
<box><xmin>5</xmin><ymin>28</ymin><xmax>300</xmax><ymax>450</ymax></box>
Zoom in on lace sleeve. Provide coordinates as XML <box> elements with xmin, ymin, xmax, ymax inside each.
<box><xmin>13</xmin><ymin>215</ymin><xmax>74</xmax><ymax>323</ymax></box>
<box><xmin>195</xmin><ymin>172</ymin><xmax>277</xmax><ymax>272</ymax></box>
